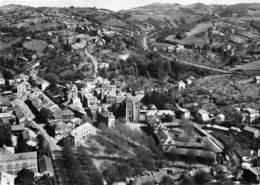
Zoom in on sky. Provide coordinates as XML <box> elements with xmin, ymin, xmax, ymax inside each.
<box><xmin>0</xmin><ymin>0</ymin><xmax>259</xmax><ymax>11</ymax></box>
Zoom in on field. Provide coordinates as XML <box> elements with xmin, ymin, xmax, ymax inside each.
<box><xmin>11</xmin><ymin>17</ymin><xmax>63</xmax><ymax>31</ymax></box>
<box><xmin>23</xmin><ymin>39</ymin><xmax>48</xmax><ymax>53</ymax></box>
<box><xmin>0</xmin><ymin>37</ymin><xmax>22</xmax><ymax>51</ymax></box>
<box><xmin>185</xmin><ymin>22</ymin><xmax>213</xmax><ymax>37</ymax></box>
<box><xmin>165</xmin><ymin>33</ymin><xmax>209</xmax><ymax>46</ymax></box>
<box><xmin>230</xmin><ymin>60</ymin><xmax>260</xmax><ymax>71</ymax></box>
<box><xmin>104</xmin><ymin>18</ymin><xmax>127</xmax><ymax>27</ymax></box>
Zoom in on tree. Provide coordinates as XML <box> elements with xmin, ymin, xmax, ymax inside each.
<box><xmin>35</xmin><ymin>175</ymin><xmax>54</xmax><ymax>185</ymax></box>
<box><xmin>143</xmin><ymin>181</ymin><xmax>156</xmax><ymax>185</ymax></box>
<box><xmin>62</xmin><ymin>140</ymin><xmax>90</xmax><ymax>185</ymax></box>
<box><xmin>0</xmin><ymin>125</ymin><xmax>11</xmax><ymax>147</ymax></box>
<box><xmin>16</xmin><ymin>135</ymin><xmax>33</xmax><ymax>153</ymax></box>
<box><xmin>159</xmin><ymin>176</ymin><xmax>176</xmax><ymax>185</ymax></box>
<box><xmin>135</xmin><ymin>146</ymin><xmax>155</xmax><ymax>170</ymax></box>
<box><xmin>161</xmin><ymin>114</ymin><xmax>174</xmax><ymax>122</ymax></box>
<box><xmin>181</xmin><ymin>119</ymin><xmax>194</xmax><ymax>143</ymax></box>
<box><xmin>44</xmin><ymin>73</ymin><xmax>59</xmax><ymax>85</ymax></box>
<box><xmin>193</xmin><ymin>170</ymin><xmax>212</xmax><ymax>185</ymax></box>
<box><xmin>103</xmin><ymin>165</ymin><xmax>121</xmax><ymax>185</ymax></box>
<box><xmin>180</xmin><ymin>175</ymin><xmax>194</xmax><ymax>185</ymax></box>
<box><xmin>175</xmin><ymin>32</ymin><xmax>185</xmax><ymax>40</ymax></box>
<box><xmin>38</xmin><ymin>108</ymin><xmax>54</xmax><ymax>121</ymax></box>
<box><xmin>15</xmin><ymin>168</ymin><xmax>35</xmax><ymax>185</ymax></box>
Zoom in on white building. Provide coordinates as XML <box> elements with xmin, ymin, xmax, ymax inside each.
<box><xmin>244</xmin><ymin>126</ymin><xmax>260</xmax><ymax>138</ymax></box>
<box><xmin>196</xmin><ymin>109</ymin><xmax>212</xmax><ymax>123</ymax></box>
<box><xmin>17</xmin><ymin>82</ymin><xmax>30</xmax><ymax>93</ymax></box>
<box><xmin>186</xmin><ymin>76</ymin><xmax>195</xmax><ymax>85</ymax></box>
<box><xmin>99</xmin><ymin>63</ymin><xmax>109</xmax><ymax>69</ymax></box>
<box><xmin>178</xmin><ymin>81</ymin><xmax>186</xmax><ymax>91</ymax></box>
<box><xmin>0</xmin><ymin>172</ymin><xmax>14</xmax><ymax>185</ymax></box>
<box><xmin>177</xmin><ymin>107</ymin><xmax>191</xmax><ymax>120</ymax></box>
<box><xmin>215</xmin><ymin>114</ymin><xmax>225</xmax><ymax>124</ymax></box>
<box><xmin>0</xmin><ymin>71</ymin><xmax>5</xmax><ymax>86</ymax></box>
<box><xmin>71</xmin><ymin>122</ymin><xmax>98</xmax><ymax>146</ymax></box>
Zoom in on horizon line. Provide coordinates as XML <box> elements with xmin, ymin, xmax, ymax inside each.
<box><xmin>1</xmin><ymin>1</ymin><xmax>260</xmax><ymax>12</ymax></box>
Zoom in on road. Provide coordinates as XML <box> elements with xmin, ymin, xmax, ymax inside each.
<box><xmin>143</xmin><ymin>32</ymin><xmax>235</xmax><ymax>75</ymax></box>
<box><xmin>85</xmin><ymin>48</ymin><xmax>98</xmax><ymax>78</ymax></box>
<box><xmin>37</xmin><ymin>124</ymin><xmax>61</xmax><ymax>152</ymax></box>
<box><xmin>36</xmin><ymin>124</ymin><xmax>68</xmax><ymax>185</ymax></box>
<box><xmin>142</xmin><ymin>35</ymin><xmax>149</xmax><ymax>51</ymax></box>
<box><xmin>159</xmin><ymin>54</ymin><xmax>232</xmax><ymax>74</ymax></box>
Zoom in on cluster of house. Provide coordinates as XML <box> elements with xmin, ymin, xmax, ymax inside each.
<box><xmin>0</xmin><ymin>73</ymin><xmax>119</xmax><ymax>184</ymax></box>
<box><xmin>125</xmin><ymin>167</ymin><xmax>183</xmax><ymax>185</ymax></box>
<box><xmin>154</xmin><ymin>120</ymin><xmax>224</xmax><ymax>165</ymax></box>
<box><xmin>51</xmin><ymin>23</ymin><xmax>115</xmax><ymax>50</ymax></box>
<box><xmin>0</xmin><ymin>100</ymin><xmax>54</xmax><ymax>185</ymax></box>
<box><xmin>194</xmin><ymin>106</ymin><xmax>260</xmax><ymax>139</ymax></box>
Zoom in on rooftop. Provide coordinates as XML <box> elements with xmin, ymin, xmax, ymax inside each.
<box><xmin>0</xmin><ymin>152</ymin><xmax>37</xmax><ymax>162</ymax></box>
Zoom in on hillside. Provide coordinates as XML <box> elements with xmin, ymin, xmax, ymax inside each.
<box><xmin>1</xmin><ymin>2</ymin><xmax>260</xmax><ymax>88</ymax></box>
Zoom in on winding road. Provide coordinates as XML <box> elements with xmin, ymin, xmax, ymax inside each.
<box><xmin>159</xmin><ymin>53</ymin><xmax>232</xmax><ymax>74</ymax></box>
<box><xmin>84</xmin><ymin>48</ymin><xmax>98</xmax><ymax>78</ymax></box>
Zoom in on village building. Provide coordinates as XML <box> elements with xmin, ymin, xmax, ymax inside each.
<box><xmin>97</xmin><ymin>108</ymin><xmax>116</xmax><ymax>128</ymax></box>
<box><xmin>16</xmin><ymin>81</ymin><xmax>31</xmax><ymax>93</ymax></box>
<box><xmin>186</xmin><ymin>76</ymin><xmax>196</xmax><ymax>85</ymax></box>
<box><xmin>0</xmin><ymin>172</ymin><xmax>14</xmax><ymax>185</ymax></box>
<box><xmin>28</xmin><ymin>90</ymin><xmax>62</xmax><ymax>120</ymax></box>
<box><xmin>0</xmin><ymin>71</ymin><xmax>5</xmax><ymax>86</ymax></box>
<box><xmin>53</xmin><ymin>120</ymin><xmax>74</xmax><ymax>139</ymax></box>
<box><xmin>0</xmin><ymin>145</ymin><xmax>15</xmax><ymax>154</ymax></box>
<box><xmin>125</xmin><ymin>97</ymin><xmax>140</xmax><ymax>123</ymax></box>
<box><xmin>230</xmin><ymin>126</ymin><xmax>242</xmax><ymax>134</ymax></box>
<box><xmin>71</xmin><ymin>122</ymin><xmax>98</xmax><ymax>146</ymax></box>
<box><xmin>38</xmin><ymin>155</ymin><xmax>54</xmax><ymax>177</ymax></box>
<box><xmin>127</xmin><ymin>168</ymin><xmax>182</xmax><ymax>185</ymax></box>
<box><xmin>70</xmin><ymin>117</ymin><xmax>81</xmax><ymax>127</ymax></box>
<box><xmin>242</xmin><ymin>107</ymin><xmax>260</xmax><ymax>124</ymax></box>
<box><xmin>195</xmin><ymin>109</ymin><xmax>212</xmax><ymax>123</ymax></box>
<box><xmin>243</xmin><ymin>126</ymin><xmax>260</xmax><ymax>138</ymax></box>
<box><xmin>215</xmin><ymin>113</ymin><xmax>225</xmax><ymax>124</ymax></box>
<box><xmin>145</xmin><ymin>110</ymin><xmax>175</xmax><ymax>123</ymax></box>
<box><xmin>98</xmin><ymin>63</ymin><xmax>109</xmax><ymax>70</ymax></box>
<box><xmin>176</xmin><ymin>108</ymin><xmax>191</xmax><ymax>119</ymax></box>
<box><xmin>82</xmin><ymin>93</ymin><xmax>100</xmax><ymax>108</ymax></box>
<box><xmin>0</xmin><ymin>152</ymin><xmax>38</xmax><ymax>175</ymax></box>
<box><xmin>61</xmin><ymin>108</ymin><xmax>75</xmax><ymax>122</ymax></box>
<box><xmin>23</xmin><ymin>128</ymin><xmax>38</xmax><ymax>147</ymax></box>
<box><xmin>0</xmin><ymin>112</ymin><xmax>16</xmax><ymax>125</ymax></box>
<box><xmin>87</xmin><ymin>105</ymin><xmax>104</xmax><ymax>122</ymax></box>
<box><xmin>178</xmin><ymin>81</ymin><xmax>186</xmax><ymax>91</ymax></box>
<box><xmin>31</xmin><ymin>76</ymin><xmax>50</xmax><ymax>91</ymax></box>
<box><xmin>11</xmin><ymin>100</ymin><xmax>35</xmax><ymax>124</ymax></box>
<box><xmin>11</xmin><ymin>124</ymin><xmax>25</xmax><ymax>135</ymax></box>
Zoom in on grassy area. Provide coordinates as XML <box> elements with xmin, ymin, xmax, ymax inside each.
<box><xmin>82</xmin><ymin>125</ymin><xmax>168</xmax><ymax>184</ymax></box>
<box><xmin>212</xmin><ymin>131</ymin><xmax>255</xmax><ymax>157</ymax></box>
<box><xmin>186</xmin><ymin>22</ymin><xmax>213</xmax><ymax>37</ymax></box>
<box><xmin>22</xmin><ymin>39</ymin><xmax>48</xmax><ymax>53</ymax></box>
<box><xmin>230</xmin><ymin>60</ymin><xmax>260</xmax><ymax>71</ymax></box>
<box><xmin>0</xmin><ymin>37</ymin><xmax>22</xmax><ymax>51</ymax></box>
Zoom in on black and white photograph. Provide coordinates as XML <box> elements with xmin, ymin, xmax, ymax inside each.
<box><xmin>0</xmin><ymin>0</ymin><xmax>260</xmax><ymax>184</ymax></box>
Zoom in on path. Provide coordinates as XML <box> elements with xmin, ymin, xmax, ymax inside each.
<box><xmin>84</xmin><ymin>48</ymin><xmax>98</xmax><ymax>78</ymax></box>
<box><xmin>142</xmin><ymin>35</ymin><xmax>149</xmax><ymax>51</ymax></box>
<box><xmin>159</xmin><ymin>53</ymin><xmax>232</xmax><ymax>74</ymax></box>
